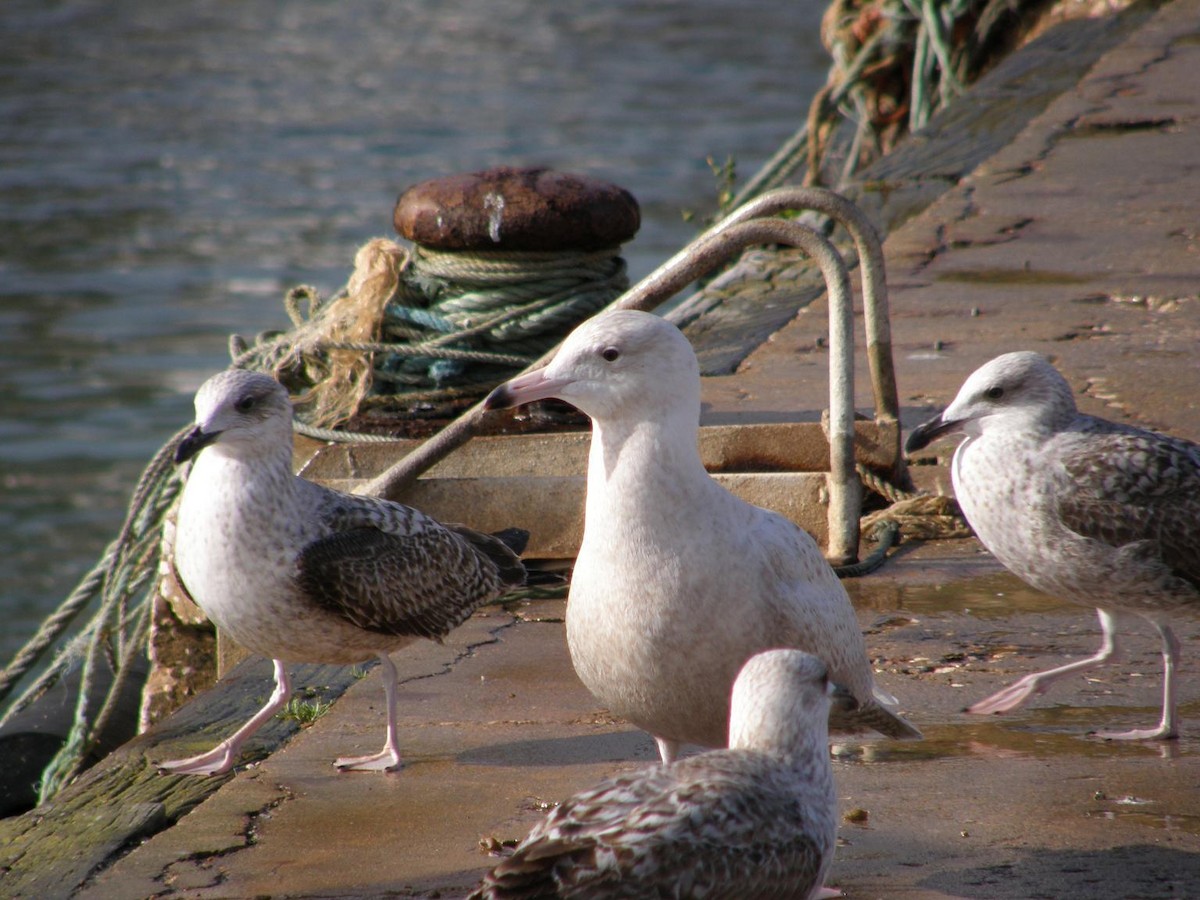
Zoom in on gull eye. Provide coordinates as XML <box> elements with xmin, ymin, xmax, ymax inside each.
<box><xmin>235</xmin><ymin>395</ymin><xmax>256</xmax><ymax>413</ymax></box>
<box><xmin>601</xmin><ymin>347</ymin><xmax>620</xmax><ymax>362</ymax></box>
<box><xmin>984</xmin><ymin>385</ymin><xmax>1004</xmax><ymax>401</ymax></box>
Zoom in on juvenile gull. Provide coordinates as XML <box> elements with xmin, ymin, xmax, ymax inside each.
<box><xmin>906</xmin><ymin>351</ymin><xmax>1200</xmax><ymax>739</ymax></box>
<box><xmin>486</xmin><ymin>309</ymin><xmax>920</xmax><ymax>763</ymax></box>
<box><xmin>469</xmin><ymin>649</ymin><xmax>846</xmax><ymax>900</ymax></box>
<box><xmin>158</xmin><ymin>369</ymin><xmax>526</xmax><ymax>775</ymax></box>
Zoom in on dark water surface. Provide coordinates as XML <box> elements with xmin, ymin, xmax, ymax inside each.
<box><xmin>0</xmin><ymin>0</ymin><xmax>827</xmax><ymax>659</ymax></box>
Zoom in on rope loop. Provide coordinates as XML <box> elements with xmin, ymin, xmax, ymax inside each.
<box><xmin>0</xmin><ymin>427</ymin><xmax>189</xmax><ymax>802</ymax></box>
<box><xmin>235</xmin><ymin>239</ymin><xmax>628</xmax><ymax>429</ymax></box>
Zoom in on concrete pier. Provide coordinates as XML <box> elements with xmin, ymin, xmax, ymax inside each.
<box><xmin>4</xmin><ymin>1</ymin><xmax>1199</xmax><ymax>897</ymax></box>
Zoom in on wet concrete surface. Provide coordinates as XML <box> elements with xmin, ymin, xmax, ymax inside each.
<box><xmin>81</xmin><ymin>541</ymin><xmax>1200</xmax><ymax>899</ymax></box>
<box><xmin>77</xmin><ymin>2</ymin><xmax>1200</xmax><ymax>898</ymax></box>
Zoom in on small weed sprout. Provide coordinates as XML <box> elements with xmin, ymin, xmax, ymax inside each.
<box><xmin>278</xmin><ymin>696</ymin><xmax>331</xmax><ymax>726</ymax></box>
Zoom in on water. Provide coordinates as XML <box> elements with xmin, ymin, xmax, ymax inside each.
<box><xmin>0</xmin><ymin>0</ymin><xmax>829</xmax><ymax>661</ymax></box>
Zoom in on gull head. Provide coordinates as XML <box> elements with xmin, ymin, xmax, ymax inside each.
<box><xmin>484</xmin><ymin>309</ymin><xmax>700</xmax><ymax>424</ymax></box>
<box><xmin>176</xmin><ymin>369</ymin><xmax>294</xmax><ymax>464</ymax></box>
<box><xmin>728</xmin><ymin>649</ymin><xmax>855</xmax><ymax>754</ymax></box>
<box><xmin>905</xmin><ymin>351</ymin><xmax>1077</xmax><ymax>454</ymax></box>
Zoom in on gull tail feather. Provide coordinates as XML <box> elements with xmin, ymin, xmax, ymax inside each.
<box><xmin>489</xmin><ymin>527</ymin><xmax>531</xmax><ymax>556</ymax></box>
<box><xmin>467</xmin><ymin>850</ymin><xmax>561</xmax><ymax>900</ymax></box>
<box><xmin>872</xmin><ymin>684</ymin><xmax>901</xmax><ymax>709</ymax></box>
<box><xmin>448</xmin><ymin>524</ymin><xmax>529</xmax><ymax>588</ymax></box>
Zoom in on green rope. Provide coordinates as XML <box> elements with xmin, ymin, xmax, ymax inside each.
<box><xmin>373</xmin><ymin>246</ymin><xmax>627</xmax><ymax>403</ymax></box>
<box><xmin>300</xmin><ymin>339</ymin><xmax>534</xmax><ymax>369</ymax></box>
<box><xmin>0</xmin><ymin>428</ymin><xmax>186</xmax><ymax>802</ymax></box>
<box><xmin>856</xmin><ymin>462</ymin><xmax>920</xmax><ymax>505</ymax></box>
<box><xmin>0</xmin><ymin>430</ymin><xmax>186</xmax><ymax>717</ymax></box>
<box><xmin>0</xmin><ymin>551</ymin><xmax>112</xmax><ymax>708</ymax></box>
<box><xmin>730</xmin><ymin>0</ymin><xmax>1041</xmax><ymax>206</ymax></box>
<box><xmin>235</xmin><ymin>241</ymin><xmax>628</xmax><ymax>428</ymax></box>
<box><xmin>292</xmin><ymin>420</ymin><xmax>398</xmax><ymax>443</ymax></box>
<box><xmin>833</xmin><ymin>518</ymin><xmax>901</xmax><ymax>578</ymax></box>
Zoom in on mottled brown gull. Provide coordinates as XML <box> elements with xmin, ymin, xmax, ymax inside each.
<box><xmin>905</xmin><ymin>351</ymin><xmax>1200</xmax><ymax>739</ymax></box>
<box><xmin>486</xmin><ymin>309</ymin><xmax>920</xmax><ymax>763</ymax></box>
<box><xmin>157</xmin><ymin>369</ymin><xmax>526</xmax><ymax>775</ymax></box>
<box><xmin>469</xmin><ymin>649</ymin><xmax>847</xmax><ymax>900</ymax></box>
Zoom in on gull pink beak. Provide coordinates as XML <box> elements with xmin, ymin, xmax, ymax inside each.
<box><xmin>484</xmin><ymin>367</ymin><xmax>571</xmax><ymax>410</ymax></box>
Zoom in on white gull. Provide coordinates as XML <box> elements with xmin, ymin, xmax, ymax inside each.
<box><xmin>469</xmin><ymin>649</ymin><xmax>846</xmax><ymax>900</ymax></box>
<box><xmin>486</xmin><ymin>309</ymin><xmax>920</xmax><ymax>763</ymax></box>
<box><xmin>905</xmin><ymin>351</ymin><xmax>1200</xmax><ymax>739</ymax></box>
<box><xmin>158</xmin><ymin>369</ymin><xmax>526</xmax><ymax>774</ymax></box>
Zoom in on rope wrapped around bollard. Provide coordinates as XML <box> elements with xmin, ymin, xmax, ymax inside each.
<box><xmin>234</xmin><ymin>167</ymin><xmax>640</xmax><ymax>432</ymax></box>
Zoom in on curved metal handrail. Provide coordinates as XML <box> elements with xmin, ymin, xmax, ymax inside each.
<box><xmin>356</xmin><ymin>212</ymin><xmax>868</xmax><ymax>563</ymax></box>
<box><xmin>708</xmin><ymin>186</ymin><xmax>899</xmax><ymax>434</ymax></box>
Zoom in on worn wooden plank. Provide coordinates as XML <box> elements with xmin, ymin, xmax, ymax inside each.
<box><xmin>318</xmin><ymin>471</ymin><xmax>831</xmax><ymax>560</ymax></box>
<box><xmin>0</xmin><ymin>657</ymin><xmax>360</xmax><ymax>899</ymax></box>
<box><xmin>296</xmin><ymin>420</ymin><xmax>898</xmax><ymax>482</ymax></box>
<box><xmin>5</xmin><ymin>802</ymin><xmax>167</xmax><ymax>899</ymax></box>
<box><xmin>296</xmin><ymin>421</ymin><xmax>899</xmax><ymax>560</ymax></box>
<box><xmin>847</xmin><ymin>3</ymin><xmax>1158</xmax><ymax>233</ymax></box>
<box><xmin>675</xmin><ymin>256</ymin><xmax>829</xmax><ymax>376</ymax></box>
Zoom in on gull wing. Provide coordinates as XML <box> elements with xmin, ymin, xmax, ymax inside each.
<box><xmin>1056</xmin><ymin>429</ymin><xmax>1200</xmax><ymax>586</ymax></box>
<box><xmin>297</xmin><ymin>514</ymin><xmax>524</xmax><ymax>640</ymax></box>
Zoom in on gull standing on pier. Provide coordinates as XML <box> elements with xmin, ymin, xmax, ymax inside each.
<box><xmin>905</xmin><ymin>351</ymin><xmax>1200</xmax><ymax>739</ymax></box>
<box><xmin>469</xmin><ymin>649</ymin><xmax>846</xmax><ymax>900</ymax></box>
<box><xmin>158</xmin><ymin>369</ymin><xmax>526</xmax><ymax>775</ymax></box>
<box><xmin>486</xmin><ymin>310</ymin><xmax>920</xmax><ymax>763</ymax></box>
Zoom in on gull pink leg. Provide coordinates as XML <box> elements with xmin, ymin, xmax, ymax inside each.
<box><xmin>654</xmin><ymin>736</ymin><xmax>680</xmax><ymax>765</ymax></box>
<box><xmin>1095</xmin><ymin>620</ymin><xmax>1180</xmax><ymax>741</ymax></box>
<box><xmin>968</xmin><ymin>608</ymin><xmax>1119</xmax><ymax>716</ymax></box>
<box><xmin>335</xmin><ymin>653</ymin><xmax>404</xmax><ymax>772</ymax></box>
<box><xmin>157</xmin><ymin>659</ymin><xmax>293</xmax><ymax>775</ymax></box>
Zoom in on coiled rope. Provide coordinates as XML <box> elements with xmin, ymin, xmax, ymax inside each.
<box><xmin>0</xmin><ymin>428</ymin><xmax>187</xmax><ymax>802</ymax></box>
<box><xmin>233</xmin><ymin>238</ymin><xmax>628</xmax><ymax>430</ymax></box>
<box><xmin>838</xmin><ymin>463</ymin><xmax>972</xmax><ymax>577</ymax></box>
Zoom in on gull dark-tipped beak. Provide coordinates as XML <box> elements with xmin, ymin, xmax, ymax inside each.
<box><xmin>483</xmin><ymin>383</ymin><xmax>518</xmax><ymax>411</ymax></box>
<box><xmin>175</xmin><ymin>425</ymin><xmax>222</xmax><ymax>464</ymax></box>
<box><xmin>484</xmin><ymin>367</ymin><xmax>568</xmax><ymax>411</ymax></box>
<box><xmin>904</xmin><ymin>413</ymin><xmax>963</xmax><ymax>455</ymax></box>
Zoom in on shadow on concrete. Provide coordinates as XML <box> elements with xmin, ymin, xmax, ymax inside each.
<box><xmin>456</xmin><ymin>729</ymin><xmax>658</xmax><ymax>767</ymax></box>
<box><xmin>921</xmin><ymin>844</ymin><xmax>1200</xmax><ymax>899</ymax></box>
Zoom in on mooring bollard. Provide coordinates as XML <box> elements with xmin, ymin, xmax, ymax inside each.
<box><xmin>235</xmin><ymin>166</ymin><xmax>641</xmax><ymax>436</ymax></box>
<box><xmin>394</xmin><ymin>165</ymin><xmax>640</xmax><ymax>252</ymax></box>
<box><xmin>355</xmin><ymin>166</ymin><xmax>642</xmax><ymax>429</ymax></box>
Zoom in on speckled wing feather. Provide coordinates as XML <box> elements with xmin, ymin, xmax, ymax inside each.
<box><xmin>446</xmin><ymin>523</ymin><xmax>530</xmax><ymax>587</ymax></box>
<box><xmin>473</xmin><ymin>754</ymin><xmax>827</xmax><ymax>900</ymax></box>
<box><xmin>1056</xmin><ymin>426</ymin><xmax>1200</xmax><ymax>588</ymax></box>
<box><xmin>298</xmin><ymin>499</ymin><xmax>526</xmax><ymax>641</ymax></box>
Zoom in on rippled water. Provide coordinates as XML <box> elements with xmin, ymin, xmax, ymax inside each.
<box><xmin>0</xmin><ymin>0</ymin><xmax>828</xmax><ymax>659</ymax></box>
